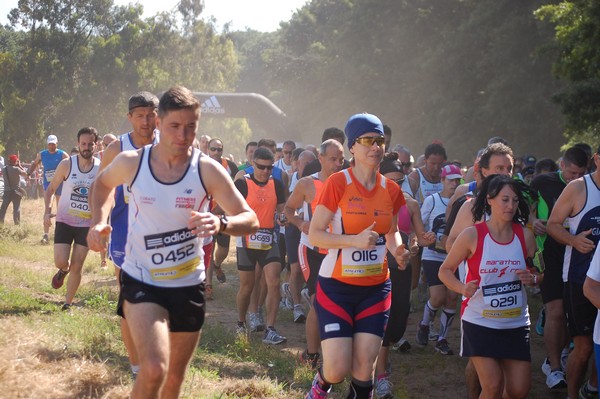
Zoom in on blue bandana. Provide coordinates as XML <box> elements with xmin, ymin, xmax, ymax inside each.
<box><xmin>344</xmin><ymin>113</ymin><xmax>384</xmax><ymax>150</ymax></box>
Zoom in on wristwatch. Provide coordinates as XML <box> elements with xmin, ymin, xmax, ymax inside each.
<box><xmin>218</xmin><ymin>214</ymin><xmax>228</xmax><ymax>233</ymax></box>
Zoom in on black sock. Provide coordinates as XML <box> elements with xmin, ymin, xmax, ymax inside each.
<box><xmin>346</xmin><ymin>378</ymin><xmax>373</xmax><ymax>399</ymax></box>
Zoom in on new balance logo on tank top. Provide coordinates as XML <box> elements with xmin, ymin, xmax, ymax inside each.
<box><xmin>563</xmin><ymin>174</ymin><xmax>600</xmax><ymax>284</ymax></box>
<box><xmin>122</xmin><ymin>145</ymin><xmax>210</xmax><ymax>288</ymax></box>
<box><xmin>462</xmin><ymin>223</ymin><xmax>530</xmax><ymax>329</ymax></box>
<box><xmin>109</xmin><ymin>131</ymin><xmax>159</xmax><ymax>266</ymax></box>
<box><xmin>56</xmin><ymin>155</ymin><xmax>100</xmax><ymax>227</ymax></box>
<box><xmin>318</xmin><ymin>169</ymin><xmax>403</xmax><ymax>286</ymax></box>
<box><xmin>415</xmin><ymin>168</ymin><xmax>443</xmax><ymax>206</ymax></box>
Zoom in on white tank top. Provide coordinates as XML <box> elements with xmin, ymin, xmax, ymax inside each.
<box><xmin>56</xmin><ymin>155</ymin><xmax>100</xmax><ymax>227</ymax></box>
<box><xmin>416</xmin><ymin>168</ymin><xmax>443</xmax><ymax>206</ymax></box>
<box><xmin>421</xmin><ymin>192</ymin><xmax>449</xmax><ymax>262</ymax></box>
<box><xmin>462</xmin><ymin>222</ymin><xmax>530</xmax><ymax>329</ymax></box>
<box><xmin>122</xmin><ymin>145</ymin><xmax>210</xmax><ymax>287</ymax></box>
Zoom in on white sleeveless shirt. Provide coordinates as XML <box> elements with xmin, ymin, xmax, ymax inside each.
<box><xmin>415</xmin><ymin>168</ymin><xmax>443</xmax><ymax>207</ymax></box>
<box><xmin>122</xmin><ymin>145</ymin><xmax>210</xmax><ymax>287</ymax></box>
<box><xmin>56</xmin><ymin>155</ymin><xmax>100</xmax><ymax>227</ymax></box>
<box><xmin>462</xmin><ymin>222</ymin><xmax>530</xmax><ymax>329</ymax></box>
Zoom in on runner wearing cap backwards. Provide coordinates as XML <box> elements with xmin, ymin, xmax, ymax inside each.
<box><xmin>97</xmin><ymin>90</ymin><xmax>160</xmax><ymax>379</ymax></box>
<box><xmin>27</xmin><ymin>134</ymin><xmax>69</xmax><ymax>244</ymax></box>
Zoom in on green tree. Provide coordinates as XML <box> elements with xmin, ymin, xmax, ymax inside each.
<box><xmin>536</xmin><ymin>0</ymin><xmax>600</xmax><ymax>137</ymax></box>
<box><xmin>242</xmin><ymin>0</ymin><xmax>565</xmax><ymax>161</ymax></box>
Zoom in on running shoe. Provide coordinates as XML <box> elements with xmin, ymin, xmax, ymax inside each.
<box><xmin>391</xmin><ymin>338</ymin><xmax>411</xmax><ymax>352</ymax></box>
<box><xmin>561</xmin><ymin>347</ymin><xmax>570</xmax><ymax>371</ymax></box>
<box><xmin>262</xmin><ymin>327</ymin><xmax>286</xmax><ymax>345</ymax></box>
<box><xmin>579</xmin><ymin>382</ymin><xmax>599</xmax><ymax>399</ymax></box>
<box><xmin>52</xmin><ymin>269</ymin><xmax>69</xmax><ymax>289</ymax></box>
<box><xmin>306</xmin><ymin>373</ymin><xmax>330</xmax><ymax>399</ymax></box>
<box><xmin>41</xmin><ymin>234</ymin><xmax>49</xmax><ymax>245</ymax></box>
<box><xmin>416</xmin><ymin>322</ymin><xmax>429</xmax><ymax>347</ymax></box>
<box><xmin>281</xmin><ymin>282</ymin><xmax>294</xmax><ymax>310</ymax></box>
<box><xmin>248</xmin><ymin>312</ymin><xmax>265</xmax><ymax>332</ymax></box>
<box><xmin>100</xmin><ymin>260</ymin><xmax>108</xmax><ymax>269</ymax></box>
<box><xmin>375</xmin><ymin>376</ymin><xmax>394</xmax><ymax>399</ymax></box>
<box><xmin>236</xmin><ymin>322</ymin><xmax>247</xmax><ymax>336</ymax></box>
<box><xmin>429</xmin><ymin>323</ymin><xmax>440</xmax><ymax>341</ymax></box>
<box><xmin>536</xmin><ymin>307</ymin><xmax>545</xmax><ymax>336</ymax></box>
<box><xmin>541</xmin><ymin>357</ymin><xmax>551</xmax><ymax>377</ymax></box>
<box><xmin>205</xmin><ymin>284</ymin><xmax>213</xmax><ymax>301</ymax></box>
<box><xmin>61</xmin><ymin>303</ymin><xmax>72</xmax><ymax>311</ymax></box>
<box><xmin>214</xmin><ymin>264</ymin><xmax>226</xmax><ymax>283</ymax></box>
<box><xmin>546</xmin><ymin>369</ymin><xmax>567</xmax><ymax>389</ymax></box>
<box><xmin>301</xmin><ymin>288</ymin><xmax>311</xmax><ymax>307</ymax></box>
<box><xmin>293</xmin><ymin>304</ymin><xmax>306</xmax><ymax>323</ymax></box>
<box><xmin>301</xmin><ymin>350</ymin><xmax>321</xmax><ymax>370</ymax></box>
<box><xmin>434</xmin><ymin>339</ymin><xmax>454</xmax><ymax>355</ymax></box>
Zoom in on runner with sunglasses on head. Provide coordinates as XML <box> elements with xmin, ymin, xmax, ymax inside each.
<box><xmin>305</xmin><ymin>113</ymin><xmax>409</xmax><ymax>399</ymax></box>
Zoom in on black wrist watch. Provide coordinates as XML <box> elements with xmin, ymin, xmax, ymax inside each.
<box><xmin>219</xmin><ymin>214</ymin><xmax>228</xmax><ymax>233</ymax></box>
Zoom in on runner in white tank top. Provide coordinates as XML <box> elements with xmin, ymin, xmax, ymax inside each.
<box><xmin>44</xmin><ymin>128</ymin><xmax>101</xmax><ymax>310</ymax></box>
<box><xmin>439</xmin><ymin>175</ymin><xmax>538</xmax><ymax>399</ymax></box>
<box><xmin>87</xmin><ymin>87</ymin><xmax>258</xmax><ymax>398</ymax></box>
<box><xmin>122</xmin><ymin>145</ymin><xmax>209</xmax><ymax>287</ymax></box>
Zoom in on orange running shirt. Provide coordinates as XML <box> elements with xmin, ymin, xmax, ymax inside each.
<box><xmin>317</xmin><ymin>168</ymin><xmax>404</xmax><ymax>286</ymax></box>
<box><xmin>237</xmin><ymin>175</ymin><xmax>278</xmax><ymax>250</ymax></box>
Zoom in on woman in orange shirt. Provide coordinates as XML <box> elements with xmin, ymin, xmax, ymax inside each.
<box><xmin>306</xmin><ymin>113</ymin><xmax>409</xmax><ymax>399</ymax></box>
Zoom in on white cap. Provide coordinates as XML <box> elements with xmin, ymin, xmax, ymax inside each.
<box><xmin>47</xmin><ymin>135</ymin><xmax>58</xmax><ymax>144</ymax></box>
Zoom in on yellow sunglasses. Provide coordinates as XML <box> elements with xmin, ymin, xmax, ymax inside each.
<box><xmin>355</xmin><ymin>136</ymin><xmax>385</xmax><ymax>147</ymax></box>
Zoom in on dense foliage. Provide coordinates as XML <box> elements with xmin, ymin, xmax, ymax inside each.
<box><xmin>1</xmin><ymin>0</ymin><xmax>599</xmax><ymax>162</ymax></box>
<box><xmin>0</xmin><ymin>0</ymin><xmax>239</xmax><ymax>160</ymax></box>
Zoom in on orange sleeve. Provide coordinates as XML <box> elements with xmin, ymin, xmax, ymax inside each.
<box><xmin>316</xmin><ymin>171</ymin><xmax>346</xmax><ymax>212</ymax></box>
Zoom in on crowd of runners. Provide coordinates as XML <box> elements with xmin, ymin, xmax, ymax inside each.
<box><xmin>2</xmin><ymin>86</ymin><xmax>600</xmax><ymax>399</ymax></box>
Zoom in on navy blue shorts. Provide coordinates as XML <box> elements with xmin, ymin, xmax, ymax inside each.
<box><xmin>315</xmin><ymin>276</ymin><xmax>391</xmax><ymax>340</ymax></box>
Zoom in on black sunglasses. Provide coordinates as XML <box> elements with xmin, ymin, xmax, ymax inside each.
<box><xmin>400</xmin><ymin>162</ymin><xmax>412</xmax><ymax>168</ymax></box>
<box><xmin>255</xmin><ymin>163</ymin><xmax>274</xmax><ymax>170</ymax></box>
<box><xmin>209</xmin><ymin>147</ymin><xmax>223</xmax><ymax>152</ymax></box>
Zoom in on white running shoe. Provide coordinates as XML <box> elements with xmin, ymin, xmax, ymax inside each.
<box><xmin>248</xmin><ymin>312</ymin><xmax>265</xmax><ymax>332</ymax></box>
<box><xmin>263</xmin><ymin>327</ymin><xmax>286</xmax><ymax>345</ymax></box>
<box><xmin>541</xmin><ymin>357</ymin><xmax>551</xmax><ymax>377</ymax></box>
<box><xmin>375</xmin><ymin>376</ymin><xmax>394</xmax><ymax>399</ymax></box>
<box><xmin>546</xmin><ymin>369</ymin><xmax>567</xmax><ymax>389</ymax></box>
<box><xmin>293</xmin><ymin>304</ymin><xmax>306</xmax><ymax>323</ymax></box>
<box><xmin>280</xmin><ymin>282</ymin><xmax>294</xmax><ymax>310</ymax></box>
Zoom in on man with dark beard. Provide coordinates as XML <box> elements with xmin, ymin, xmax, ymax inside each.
<box><xmin>44</xmin><ymin>127</ymin><xmax>100</xmax><ymax>310</ymax></box>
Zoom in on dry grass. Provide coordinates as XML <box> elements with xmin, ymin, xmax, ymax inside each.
<box><xmin>0</xmin><ymin>198</ymin><xmax>569</xmax><ymax>398</ymax></box>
